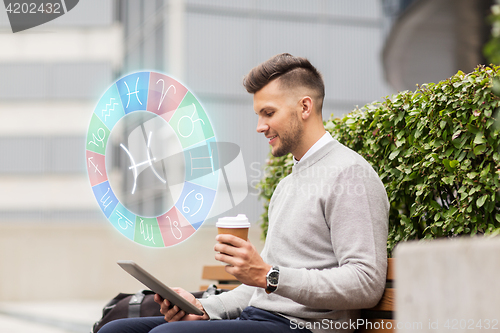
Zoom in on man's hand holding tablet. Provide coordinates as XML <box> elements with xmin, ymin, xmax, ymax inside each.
<box><xmin>153</xmin><ymin>288</ymin><xmax>209</xmax><ymax>322</ymax></box>
<box><xmin>117</xmin><ymin>261</ymin><xmax>208</xmax><ymax>322</ymax></box>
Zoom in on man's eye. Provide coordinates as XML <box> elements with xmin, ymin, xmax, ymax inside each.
<box><xmin>266</xmin><ymin>112</ymin><xmax>274</xmax><ymax>116</ymax></box>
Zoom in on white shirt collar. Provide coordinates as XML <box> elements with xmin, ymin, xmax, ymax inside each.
<box><xmin>293</xmin><ymin>132</ymin><xmax>334</xmax><ymax>165</ymax></box>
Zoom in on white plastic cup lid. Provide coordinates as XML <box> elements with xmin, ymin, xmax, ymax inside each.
<box><xmin>216</xmin><ymin>214</ymin><xmax>250</xmax><ymax>228</ymax></box>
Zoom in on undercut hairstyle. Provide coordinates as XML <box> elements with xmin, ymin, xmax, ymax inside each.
<box><xmin>243</xmin><ymin>53</ymin><xmax>325</xmax><ymax>113</ymax></box>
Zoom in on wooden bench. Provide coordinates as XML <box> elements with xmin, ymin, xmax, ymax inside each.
<box><xmin>200</xmin><ymin>265</ymin><xmax>241</xmax><ymax>291</ymax></box>
<box><xmin>201</xmin><ymin>259</ymin><xmax>395</xmax><ymax>332</ymax></box>
<box><xmin>356</xmin><ymin>258</ymin><xmax>395</xmax><ymax>332</ymax></box>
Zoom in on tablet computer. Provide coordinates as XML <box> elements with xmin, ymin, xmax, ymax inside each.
<box><xmin>117</xmin><ymin>260</ymin><xmax>204</xmax><ymax>316</ymax></box>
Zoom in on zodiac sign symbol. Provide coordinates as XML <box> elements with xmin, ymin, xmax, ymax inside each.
<box><xmin>102</xmin><ymin>98</ymin><xmax>118</xmax><ymax>120</ymax></box>
<box><xmin>189</xmin><ymin>149</ymin><xmax>214</xmax><ymax>176</ymax></box>
<box><xmin>124</xmin><ymin>77</ymin><xmax>142</xmax><ymax>108</ymax></box>
<box><xmin>120</xmin><ymin>131</ymin><xmax>166</xmax><ymax>194</ymax></box>
<box><xmin>115</xmin><ymin>210</ymin><xmax>133</xmax><ymax>230</ymax></box>
<box><xmin>140</xmin><ymin>218</ymin><xmax>155</xmax><ymax>244</ymax></box>
<box><xmin>166</xmin><ymin>216</ymin><xmax>182</xmax><ymax>240</ymax></box>
<box><xmin>156</xmin><ymin>79</ymin><xmax>176</xmax><ymax>110</ymax></box>
<box><xmin>182</xmin><ymin>190</ymin><xmax>204</xmax><ymax>217</ymax></box>
<box><xmin>178</xmin><ymin>104</ymin><xmax>205</xmax><ymax>138</ymax></box>
<box><xmin>88</xmin><ymin>128</ymin><xmax>106</xmax><ymax>147</ymax></box>
<box><xmin>87</xmin><ymin>157</ymin><xmax>103</xmax><ymax>176</ymax></box>
<box><xmin>100</xmin><ymin>187</ymin><xmax>113</xmax><ymax>211</ymax></box>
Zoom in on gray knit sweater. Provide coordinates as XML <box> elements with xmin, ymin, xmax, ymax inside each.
<box><xmin>200</xmin><ymin>140</ymin><xmax>389</xmax><ymax>332</ymax></box>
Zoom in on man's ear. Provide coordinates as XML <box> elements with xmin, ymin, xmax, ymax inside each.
<box><xmin>300</xmin><ymin>96</ymin><xmax>314</xmax><ymax>120</ymax></box>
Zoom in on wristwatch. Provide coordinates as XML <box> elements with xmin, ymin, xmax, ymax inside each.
<box><xmin>265</xmin><ymin>266</ymin><xmax>280</xmax><ymax>294</ymax></box>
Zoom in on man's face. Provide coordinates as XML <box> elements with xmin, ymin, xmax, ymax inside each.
<box><xmin>254</xmin><ymin>80</ymin><xmax>303</xmax><ymax>157</ymax></box>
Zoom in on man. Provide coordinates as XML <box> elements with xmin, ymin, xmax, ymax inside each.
<box><xmin>99</xmin><ymin>53</ymin><xmax>389</xmax><ymax>333</ymax></box>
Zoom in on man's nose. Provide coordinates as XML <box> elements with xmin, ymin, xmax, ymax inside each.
<box><xmin>256</xmin><ymin>118</ymin><xmax>269</xmax><ymax>133</ymax></box>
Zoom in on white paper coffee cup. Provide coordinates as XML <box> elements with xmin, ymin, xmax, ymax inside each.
<box><xmin>216</xmin><ymin>214</ymin><xmax>250</xmax><ymax>240</ymax></box>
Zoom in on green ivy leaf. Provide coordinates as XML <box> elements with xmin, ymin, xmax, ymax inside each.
<box><xmin>480</xmin><ymin>164</ymin><xmax>491</xmax><ymax>179</ymax></box>
<box><xmin>445</xmin><ymin>206</ymin><xmax>458</xmax><ymax>217</ymax></box>
<box><xmin>442</xmin><ymin>176</ymin><xmax>455</xmax><ymax>185</ymax></box>
<box><xmin>389</xmin><ymin>149</ymin><xmax>400</xmax><ymax>160</ymax></box>
<box><xmin>474</xmin><ymin>144</ymin><xmax>487</xmax><ymax>155</ymax></box>
<box><xmin>474</xmin><ymin>132</ymin><xmax>486</xmax><ymax>144</ymax></box>
<box><xmin>324</xmin><ymin>121</ymin><xmax>334</xmax><ymax>131</ymax></box>
<box><xmin>477</xmin><ymin>195</ymin><xmax>488</xmax><ymax>208</ymax></box>
<box><xmin>346</xmin><ymin>118</ymin><xmax>356</xmax><ymax>129</ymax></box>
<box><xmin>452</xmin><ymin>130</ymin><xmax>462</xmax><ymax>140</ymax></box>
<box><xmin>467</xmin><ymin>172</ymin><xmax>479</xmax><ymax>179</ymax></box>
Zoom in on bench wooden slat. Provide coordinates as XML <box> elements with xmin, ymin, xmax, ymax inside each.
<box><xmin>201</xmin><ymin>265</ymin><xmax>241</xmax><ymax>290</ymax></box>
<box><xmin>202</xmin><ymin>265</ymin><xmax>239</xmax><ymax>282</ymax></box>
<box><xmin>200</xmin><ymin>284</ymin><xmax>240</xmax><ymax>291</ymax></box>
<box><xmin>386</xmin><ymin>258</ymin><xmax>395</xmax><ymax>281</ymax></box>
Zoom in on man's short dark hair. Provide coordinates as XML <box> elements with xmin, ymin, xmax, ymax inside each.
<box><xmin>243</xmin><ymin>53</ymin><xmax>325</xmax><ymax>112</ymax></box>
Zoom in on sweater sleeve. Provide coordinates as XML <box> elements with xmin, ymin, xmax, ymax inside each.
<box><xmin>273</xmin><ymin>163</ymin><xmax>389</xmax><ymax>310</ymax></box>
<box><xmin>198</xmin><ymin>284</ymin><xmax>256</xmax><ymax>320</ymax></box>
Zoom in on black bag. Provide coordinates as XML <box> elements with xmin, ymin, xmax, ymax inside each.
<box><xmin>92</xmin><ymin>285</ymin><xmax>226</xmax><ymax>333</ymax></box>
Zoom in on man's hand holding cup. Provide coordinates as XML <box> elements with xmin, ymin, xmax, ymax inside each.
<box><xmin>214</xmin><ymin>214</ymin><xmax>270</xmax><ymax>289</ymax></box>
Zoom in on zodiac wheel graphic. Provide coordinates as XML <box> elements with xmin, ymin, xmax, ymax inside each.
<box><xmin>86</xmin><ymin>71</ymin><xmax>219</xmax><ymax>248</ymax></box>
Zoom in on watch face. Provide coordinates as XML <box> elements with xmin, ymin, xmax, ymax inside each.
<box><xmin>86</xmin><ymin>71</ymin><xmax>218</xmax><ymax>248</ymax></box>
<box><xmin>268</xmin><ymin>271</ymin><xmax>279</xmax><ymax>285</ymax></box>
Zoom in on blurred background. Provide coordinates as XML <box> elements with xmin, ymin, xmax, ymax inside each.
<box><xmin>0</xmin><ymin>0</ymin><xmax>492</xmax><ymax>331</ymax></box>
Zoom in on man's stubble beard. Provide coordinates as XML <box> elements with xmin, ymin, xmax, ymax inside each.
<box><xmin>271</xmin><ymin>112</ymin><xmax>303</xmax><ymax>158</ymax></box>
